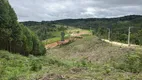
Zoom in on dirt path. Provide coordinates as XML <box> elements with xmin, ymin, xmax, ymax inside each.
<box><xmin>102</xmin><ymin>39</ymin><xmax>141</xmax><ymax>49</ymax></box>
<box><xmin>45</xmin><ymin>39</ymin><xmax>70</xmax><ymax>49</ymax></box>
<box><xmin>45</xmin><ymin>31</ymin><xmax>91</xmax><ymax>49</ymax></box>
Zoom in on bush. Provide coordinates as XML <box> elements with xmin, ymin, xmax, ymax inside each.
<box><xmin>29</xmin><ymin>56</ymin><xmax>42</xmax><ymax>71</ymax></box>
<box><xmin>116</xmin><ymin>53</ymin><xmax>142</xmax><ymax>73</ymax></box>
<box><xmin>0</xmin><ymin>50</ymin><xmax>45</xmax><ymax>79</ymax></box>
<box><xmin>0</xmin><ymin>50</ymin><xmax>30</xmax><ymax>80</ymax></box>
<box><xmin>76</xmin><ymin>31</ymin><xmax>80</xmax><ymax>33</ymax></box>
<box><xmin>30</xmin><ymin>60</ymin><xmax>42</xmax><ymax>71</ymax></box>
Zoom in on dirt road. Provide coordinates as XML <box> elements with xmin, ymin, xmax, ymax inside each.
<box><xmin>45</xmin><ymin>39</ymin><xmax>70</xmax><ymax>49</ymax></box>
<box><xmin>102</xmin><ymin>39</ymin><xmax>141</xmax><ymax>49</ymax></box>
<box><xmin>45</xmin><ymin>31</ymin><xmax>91</xmax><ymax>49</ymax></box>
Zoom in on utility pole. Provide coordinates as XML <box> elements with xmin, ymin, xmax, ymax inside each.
<box><xmin>90</xmin><ymin>27</ymin><xmax>92</xmax><ymax>31</ymax></box>
<box><xmin>128</xmin><ymin>27</ymin><xmax>132</xmax><ymax>46</ymax></box>
<box><xmin>107</xmin><ymin>28</ymin><xmax>111</xmax><ymax>41</ymax></box>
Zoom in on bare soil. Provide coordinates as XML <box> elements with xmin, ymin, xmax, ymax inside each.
<box><xmin>45</xmin><ymin>31</ymin><xmax>91</xmax><ymax>49</ymax></box>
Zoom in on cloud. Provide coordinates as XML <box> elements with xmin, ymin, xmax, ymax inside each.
<box><xmin>8</xmin><ymin>0</ymin><xmax>142</xmax><ymax>21</ymax></box>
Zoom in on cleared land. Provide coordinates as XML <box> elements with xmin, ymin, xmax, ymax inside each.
<box><xmin>1</xmin><ymin>35</ymin><xmax>142</xmax><ymax>80</ymax></box>
<box><xmin>40</xmin><ymin>36</ymin><xmax>142</xmax><ymax>80</ymax></box>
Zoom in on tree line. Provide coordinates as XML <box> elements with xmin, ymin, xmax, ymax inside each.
<box><xmin>0</xmin><ymin>0</ymin><xmax>45</xmax><ymax>56</ymax></box>
<box><xmin>21</xmin><ymin>21</ymin><xmax>67</xmax><ymax>40</ymax></box>
<box><xmin>52</xmin><ymin>15</ymin><xmax>142</xmax><ymax>45</ymax></box>
<box><xmin>21</xmin><ymin>12</ymin><xmax>142</xmax><ymax>45</ymax></box>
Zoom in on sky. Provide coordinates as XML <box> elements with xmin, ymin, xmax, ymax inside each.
<box><xmin>9</xmin><ymin>0</ymin><xmax>142</xmax><ymax>21</ymax></box>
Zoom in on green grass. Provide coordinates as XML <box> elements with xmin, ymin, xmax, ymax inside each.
<box><xmin>0</xmin><ymin>50</ymin><xmax>47</xmax><ymax>80</ymax></box>
<box><xmin>1</xmin><ymin>36</ymin><xmax>142</xmax><ymax>80</ymax></box>
<box><xmin>42</xmin><ymin>29</ymin><xmax>71</xmax><ymax>45</ymax></box>
<box><xmin>42</xmin><ymin>37</ymin><xmax>60</xmax><ymax>45</ymax></box>
<box><xmin>42</xmin><ymin>28</ymin><xmax>91</xmax><ymax>45</ymax></box>
<box><xmin>42</xmin><ymin>35</ymin><xmax>70</xmax><ymax>45</ymax></box>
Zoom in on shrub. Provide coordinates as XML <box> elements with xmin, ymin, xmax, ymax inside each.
<box><xmin>116</xmin><ymin>53</ymin><xmax>142</xmax><ymax>73</ymax></box>
<box><xmin>76</xmin><ymin>31</ymin><xmax>80</xmax><ymax>33</ymax></box>
<box><xmin>30</xmin><ymin>60</ymin><xmax>42</xmax><ymax>71</ymax></box>
<box><xmin>0</xmin><ymin>50</ymin><xmax>30</xmax><ymax>80</ymax></box>
<box><xmin>29</xmin><ymin>56</ymin><xmax>42</xmax><ymax>71</ymax></box>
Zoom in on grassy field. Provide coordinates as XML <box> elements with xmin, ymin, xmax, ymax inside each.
<box><xmin>1</xmin><ymin>36</ymin><xmax>142</xmax><ymax>80</ymax></box>
<box><xmin>42</xmin><ymin>28</ymin><xmax>91</xmax><ymax>45</ymax></box>
<box><xmin>42</xmin><ymin>35</ymin><xmax>70</xmax><ymax>45</ymax></box>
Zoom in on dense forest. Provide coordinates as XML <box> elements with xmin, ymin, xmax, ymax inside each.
<box><xmin>21</xmin><ymin>21</ymin><xmax>67</xmax><ymax>40</ymax></box>
<box><xmin>0</xmin><ymin>0</ymin><xmax>45</xmax><ymax>56</ymax></box>
<box><xmin>22</xmin><ymin>15</ymin><xmax>142</xmax><ymax>45</ymax></box>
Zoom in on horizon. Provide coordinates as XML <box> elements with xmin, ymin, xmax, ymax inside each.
<box><xmin>20</xmin><ymin>14</ymin><xmax>142</xmax><ymax>22</ymax></box>
<box><xmin>9</xmin><ymin>0</ymin><xmax>142</xmax><ymax>21</ymax></box>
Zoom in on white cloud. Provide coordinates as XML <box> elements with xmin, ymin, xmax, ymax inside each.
<box><xmin>8</xmin><ymin>0</ymin><xmax>142</xmax><ymax>21</ymax></box>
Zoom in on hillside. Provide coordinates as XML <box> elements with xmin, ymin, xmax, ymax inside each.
<box><xmin>1</xmin><ymin>36</ymin><xmax>142</xmax><ymax>80</ymax></box>
<box><xmin>41</xmin><ymin>36</ymin><xmax>142</xmax><ymax>79</ymax></box>
<box><xmin>21</xmin><ymin>15</ymin><xmax>142</xmax><ymax>45</ymax></box>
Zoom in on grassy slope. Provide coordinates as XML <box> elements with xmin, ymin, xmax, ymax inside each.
<box><xmin>1</xmin><ymin>36</ymin><xmax>142</xmax><ymax>80</ymax></box>
<box><xmin>44</xmin><ymin>36</ymin><xmax>142</xmax><ymax>80</ymax></box>
<box><xmin>0</xmin><ymin>50</ymin><xmax>47</xmax><ymax>80</ymax></box>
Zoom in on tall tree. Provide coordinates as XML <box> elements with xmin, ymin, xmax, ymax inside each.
<box><xmin>0</xmin><ymin>0</ymin><xmax>46</xmax><ymax>56</ymax></box>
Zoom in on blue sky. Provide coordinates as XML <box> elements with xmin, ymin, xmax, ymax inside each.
<box><xmin>9</xmin><ymin>0</ymin><xmax>142</xmax><ymax>21</ymax></box>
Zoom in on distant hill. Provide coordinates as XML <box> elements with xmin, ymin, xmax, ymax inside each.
<box><xmin>21</xmin><ymin>15</ymin><xmax>142</xmax><ymax>45</ymax></box>
<box><xmin>21</xmin><ymin>15</ymin><xmax>142</xmax><ymax>27</ymax></box>
<box><xmin>52</xmin><ymin>15</ymin><xmax>142</xmax><ymax>28</ymax></box>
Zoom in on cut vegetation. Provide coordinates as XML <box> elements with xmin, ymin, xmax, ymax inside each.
<box><xmin>1</xmin><ymin>36</ymin><xmax>142</xmax><ymax>80</ymax></box>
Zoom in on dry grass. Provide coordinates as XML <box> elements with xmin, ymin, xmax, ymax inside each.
<box><xmin>41</xmin><ymin>36</ymin><xmax>142</xmax><ymax>80</ymax></box>
<box><xmin>47</xmin><ymin>36</ymin><xmax>134</xmax><ymax>63</ymax></box>
<box><xmin>3</xmin><ymin>36</ymin><xmax>142</xmax><ymax>80</ymax></box>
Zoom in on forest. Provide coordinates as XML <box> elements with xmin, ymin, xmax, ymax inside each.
<box><xmin>0</xmin><ymin>0</ymin><xmax>45</xmax><ymax>56</ymax></box>
<box><xmin>22</xmin><ymin>15</ymin><xmax>142</xmax><ymax>45</ymax></box>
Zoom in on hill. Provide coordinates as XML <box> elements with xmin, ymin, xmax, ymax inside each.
<box><xmin>21</xmin><ymin>15</ymin><xmax>142</xmax><ymax>45</ymax></box>
<box><xmin>1</xmin><ymin>36</ymin><xmax>142</xmax><ymax>79</ymax></box>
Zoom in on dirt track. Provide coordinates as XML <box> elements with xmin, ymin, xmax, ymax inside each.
<box><xmin>45</xmin><ymin>39</ymin><xmax>70</xmax><ymax>49</ymax></box>
<box><xmin>45</xmin><ymin>31</ymin><xmax>91</xmax><ymax>49</ymax></box>
<box><xmin>102</xmin><ymin>39</ymin><xmax>141</xmax><ymax>49</ymax></box>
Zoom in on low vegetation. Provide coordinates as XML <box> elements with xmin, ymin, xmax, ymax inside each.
<box><xmin>1</xmin><ymin>36</ymin><xmax>142</xmax><ymax>80</ymax></box>
<box><xmin>115</xmin><ymin>52</ymin><xmax>142</xmax><ymax>73</ymax></box>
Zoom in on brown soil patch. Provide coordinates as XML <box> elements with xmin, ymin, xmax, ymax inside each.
<box><xmin>45</xmin><ymin>31</ymin><xmax>91</xmax><ymax>49</ymax></box>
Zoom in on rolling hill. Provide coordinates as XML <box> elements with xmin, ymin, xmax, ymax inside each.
<box><xmin>21</xmin><ymin>15</ymin><xmax>142</xmax><ymax>45</ymax></box>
